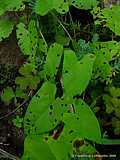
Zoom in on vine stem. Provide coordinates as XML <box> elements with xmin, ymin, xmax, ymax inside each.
<box><xmin>51</xmin><ymin>12</ymin><xmax>73</xmax><ymax>42</ymax></box>
<box><xmin>36</xmin><ymin>17</ymin><xmax>48</xmax><ymax>48</ymax></box>
<box><xmin>0</xmin><ymin>91</ymin><xmax>32</xmax><ymax>120</ymax></box>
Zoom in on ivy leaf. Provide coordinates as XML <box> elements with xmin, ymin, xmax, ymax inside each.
<box><xmin>0</xmin><ymin>19</ymin><xmax>14</xmax><ymax>41</ymax></box>
<box><xmin>21</xmin><ymin>135</ymin><xmax>56</xmax><ymax>160</ymax></box>
<box><xmin>24</xmin><ymin>81</ymin><xmax>56</xmax><ymax>135</ymax></box>
<box><xmin>1</xmin><ymin>87</ymin><xmax>14</xmax><ymax>104</ymax></box>
<box><xmin>44</xmin><ymin>43</ymin><xmax>63</xmax><ymax>79</ymax></box>
<box><xmin>60</xmin><ymin>99</ymin><xmax>101</xmax><ymax>143</ymax></box>
<box><xmin>63</xmin><ymin>50</ymin><xmax>94</xmax><ymax>97</ymax></box>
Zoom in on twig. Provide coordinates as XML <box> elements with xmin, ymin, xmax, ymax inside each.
<box><xmin>0</xmin><ymin>91</ymin><xmax>32</xmax><ymax>120</ymax></box>
<box><xmin>36</xmin><ymin>17</ymin><xmax>48</xmax><ymax>48</ymax></box>
<box><xmin>0</xmin><ymin>148</ymin><xmax>19</xmax><ymax>160</ymax></box>
<box><xmin>51</xmin><ymin>12</ymin><xmax>73</xmax><ymax>42</ymax></box>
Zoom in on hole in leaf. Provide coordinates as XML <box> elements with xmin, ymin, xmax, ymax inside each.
<box><xmin>65</xmin><ymin>70</ymin><xmax>68</xmax><ymax>73</ymax></box>
<box><xmin>69</xmin><ymin>130</ymin><xmax>74</xmax><ymax>134</ymax></box>
<box><xmin>49</xmin><ymin>105</ymin><xmax>53</xmax><ymax>110</ymax></box>
<box><xmin>54</xmin><ymin>119</ymin><xmax>57</xmax><ymax>122</ymax></box>
<box><xmin>73</xmin><ymin>139</ymin><xmax>84</xmax><ymax>148</ymax></box>
<box><xmin>49</xmin><ymin>112</ymin><xmax>52</xmax><ymax>115</ymax></box>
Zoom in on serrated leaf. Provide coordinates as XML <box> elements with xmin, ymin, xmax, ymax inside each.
<box><xmin>1</xmin><ymin>87</ymin><xmax>14</xmax><ymax>104</ymax></box>
<box><xmin>102</xmin><ymin>6</ymin><xmax>120</xmax><ymax>36</ymax></box>
<box><xmin>93</xmin><ymin>41</ymin><xmax>120</xmax><ymax>82</ymax></box>
<box><xmin>0</xmin><ymin>0</ymin><xmax>24</xmax><ymax>16</ymax></box>
<box><xmin>19</xmin><ymin>62</ymin><xmax>36</xmax><ymax>76</ymax></box>
<box><xmin>0</xmin><ymin>19</ymin><xmax>14</xmax><ymax>41</ymax></box>
<box><xmin>70</xmin><ymin>0</ymin><xmax>98</xmax><ymax>9</ymax></box>
<box><xmin>15</xmin><ymin>75</ymin><xmax>40</xmax><ymax>90</ymax></box>
<box><xmin>16</xmin><ymin>21</ymin><xmax>38</xmax><ymax>56</ymax></box>
<box><xmin>15</xmin><ymin>88</ymin><xmax>26</xmax><ymax>99</ymax></box>
<box><xmin>93</xmin><ymin>6</ymin><xmax>120</xmax><ymax>36</ymax></box>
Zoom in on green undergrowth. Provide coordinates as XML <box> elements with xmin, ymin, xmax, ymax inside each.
<box><xmin>0</xmin><ymin>0</ymin><xmax>120</xmax><ymax>159</ymax></box>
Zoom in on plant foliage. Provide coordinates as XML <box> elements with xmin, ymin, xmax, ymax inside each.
<box><xmin>1</xmin><ymin>0</ymin><xmax>120</xmax><ymax>159</ymax></box>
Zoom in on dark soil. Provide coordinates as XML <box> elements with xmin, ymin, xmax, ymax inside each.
<box><xmin>0</xmin><ymin>31</ymin><xmax>24</xmax><ymax>159</ymax></box>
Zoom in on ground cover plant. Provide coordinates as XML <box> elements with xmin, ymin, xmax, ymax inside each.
<box><xmin>0</xmin><ymin>0</ymin><xmax>120</xmax><ymax>159</ymax></box>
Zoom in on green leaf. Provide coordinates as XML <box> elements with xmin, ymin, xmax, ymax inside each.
<box><xmin>12</xmin><ymin>115</ymin><xmax>23</xmax><ymax>128</ymax></box>
<box><xmin>92</xmin><ymin>41</ymin><xmax>120</xmax><ymax>82</ymax></box>
<box><xmin>55</xmin><ymin>28</ymin><xmax>70</xmax><ymax>45</ymax></box>
<box><xmin>15</xmin><ymin>88</ymin><xmax>26</xmax><ymax>99</ymax></box>
<box><xmin>102</xmin><ymin>6</ymin><xmax>120</xmax><ymax>36</ymax></box>
<box><xmin>34</xmin><ymin>0</ymin><xmax>68</xmax><ymax>16</ymax></box>
<box><xmin>93</xmin><ymin>6</ymin><xmax>120</xmax><ymax>36</ymax></box>
<box><xmin>48</xmin><ymin>137</ymin><xmax>72</xmax><ymax>160</ymax></box>
<box><xmin>70</xmin><ymin>0</ymin><xmax>98</xmax><ymax>9</ymax></box>
<box><xmin>103</xmin><ymin>87</ymin><xmax>120</xmax><ymax>119</ymax></box>
<box><xmin>34</xmin><ymin>98</ymin><xmax>68</xmax><ymax>134</ymax></box>
<box><xmin>44</xmin><ymin>43</ymin><xmax>63</xmax><ymax>79</ymax></box>
<box><xmin>24</xmin><ymin>81</ymin><xmax>56</xmax><ymax>135</ymax></box>
<box><xmin>63</xmin><ymin>50</ymin><xmax>94</xmax><ymax>97</ymax></box>
<box><xmin>38</xmin><ymin>38</ymin><xmax>47</xmax><ymax>53</ymax></box>
<box><xmin>0</xmin><ymin>0</ymin><xmax>24</xmax><ymax>15</ymax></box>
<box><xmin>60</xmin><ymin>99</ymin><xmax>101</xmax><ymax>143</ymax></box>
<box><xmin>0</xmin><ymin>19</ymin><xmax>14</xmax><ymax>41</ymax></box>
<box><xmin>1</xmin><ymin>87</ymin><xmax>14</xmax><ymax>104</ymax></box>
<box><xmin>56</xmin><ymin>1</ymin><xmax>69</xmax><ymax>14</ymax></box>
<box><xmin>19</xmin><ymin>62</ymin><xmax>36</xmax><ymax>76</ymax></box>
<box><xmin>15</xmin><ymin>75</ymin><xmax>40</xmax><ymax>90</ymax></box>
<box><xmin>22</xmin><ymin>135</ymin><xmax>56</xmax><ymax>160</ymax></box>
<box><xmin>16</xmin><ymin>23</ymin><xmax>32</xmax><ymax>55</ymax></box>
<box><xmin>100</xmin><ymin>138</ymin><xmax>120</xmax><ymax>145</ymax></box>
<box><xmin>16</xmin><ymin>21</ymin><xmax>38</xmax><ymax>56</ymax></box>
